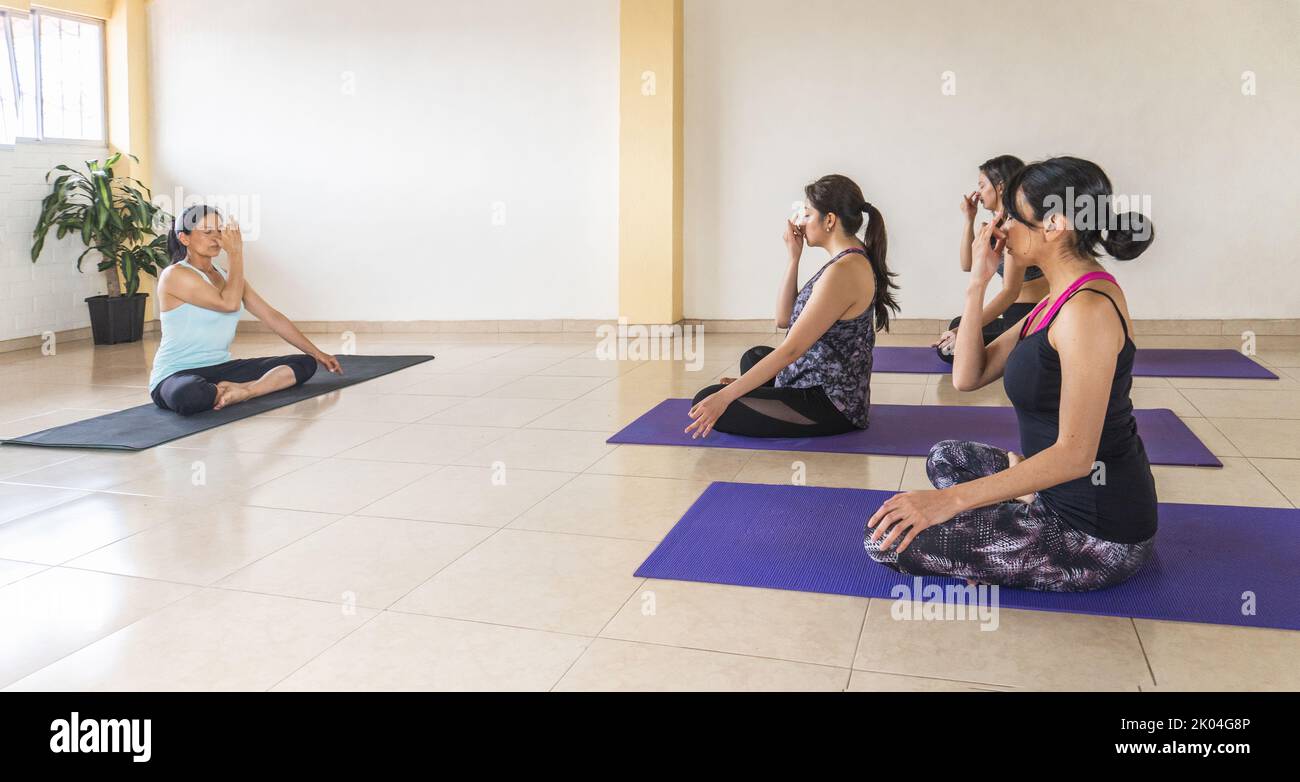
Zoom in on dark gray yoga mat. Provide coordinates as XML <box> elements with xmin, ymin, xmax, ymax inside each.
<box><xmin>0</xmin><ymin>354</ymin><xmax>434</xmax><ymax>451</ymax></box>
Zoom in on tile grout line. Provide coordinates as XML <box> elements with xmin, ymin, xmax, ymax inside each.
<box><xmin>1130</xmin><ymin>618</ymin><xmax>1159</xmax><ymax>690</ymax></box>
<box><xmin>262</xmin><ymin>457</ymin><xmax>596</xmax><ymax>689</ymax></box>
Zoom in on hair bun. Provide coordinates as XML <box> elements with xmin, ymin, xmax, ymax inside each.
<box><xmin>1102</xmin><ymin>213</ymin><xmax>1155</xmax><ymax>261</ymax></box>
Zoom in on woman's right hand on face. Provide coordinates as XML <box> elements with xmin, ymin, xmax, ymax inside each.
<box><xmin>783</xmin><ymin>219</ymin><xmax>805</xmax><ymax>259</ymax></box>
<box><xmin>218</xmin><ymin>218</ymin><xmax>244</xmax><ymax>259</ymax></box>
<box><xmin>970</xmin><ymin>218</ymin><xmax>1006</xmax><ymax>289</ymax></box>
<box><xmin>960</xmin><ymin>191</ymin><xmax>979</xmax><ymax>222</ymax></box>
<box><xmin>931</xmin><ymin>330</ymin><xmax>957</xmax><ymax>351</ymax></box>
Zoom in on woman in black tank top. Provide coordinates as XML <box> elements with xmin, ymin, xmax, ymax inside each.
<box><xmin>865</xmin><ymin>157</ymin><xmax>1158</xmax><ymax>592</ymax></box>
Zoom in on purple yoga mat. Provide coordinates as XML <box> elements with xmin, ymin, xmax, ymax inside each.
<box><xmin>636</xmin><ymin>482</ymin><xmax>1300</xmax><ymax>631</ymax></box>
<box><xmin>608</xmin><ymin>399</ymin><xmax>1222</xmax><ymax>467</ymax></box>
<box><xmin>873</xmin><ymin>346</ymin><xmax>1278</xmax><ymax>379</ymax></box>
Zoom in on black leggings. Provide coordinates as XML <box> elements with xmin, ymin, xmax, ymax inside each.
<box><xmin>151</xmin><ymin>355</ymin><xmax>319</xmax><ymax>416</ymax></box>
<box><xmin>937</xmin><ymin>301</ymin><xmax>1036</xmax><ymax>363</ymax></box>
<box><xmin>692</xmin><ymin>346</ymin><xmax>858</xmax><ymax>438</ymax></box>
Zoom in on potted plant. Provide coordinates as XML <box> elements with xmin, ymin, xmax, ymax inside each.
<box><xmin>31</xmin><ymin>153</ymin><xmax>173</xmax><ymax>346</ymax></box>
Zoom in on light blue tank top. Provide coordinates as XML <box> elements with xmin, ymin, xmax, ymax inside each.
<box><xmin>148</xmin><ymin>260</ymin><xmax>243</xmax><ymax>391</ymax></box>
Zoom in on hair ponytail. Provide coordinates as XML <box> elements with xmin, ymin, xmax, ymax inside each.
<box><xmin>166</xmin><ymin>225</ymin><xmax>186</xmax><ymax>263</ymax></box>
<box><xmin>860</xmin><ymin>201</ymin><xmax>899</xmax><ymax>332</ymax></box>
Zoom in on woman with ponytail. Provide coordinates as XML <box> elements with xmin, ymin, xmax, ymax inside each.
<box><xmin>932</xmin><ymin>155</ymin><xmax>1046</xmax><ymax>362</ymax></box>
<box><xmin>866</xmin><ymin>157</ymin><xmax>1157</xmax><ymax>592</ymax></box>
<box><xmin>148</xmin><ymin>205</ymin><xmax>342</xmax><ymax>416</ymax></box>
<box><xmin>687</xmin><ymin>174</ymin><xmax>899</xmax><ymax>439</ymax></box>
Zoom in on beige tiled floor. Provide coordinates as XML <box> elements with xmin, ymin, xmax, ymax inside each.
<box><xmin>0</xmin><ymin>331</ymin><xmax>1297</xmax><ymax>691</ymax></box>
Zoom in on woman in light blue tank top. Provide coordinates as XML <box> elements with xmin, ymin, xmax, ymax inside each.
<box><xmin>149</xmin><ymin>205</ymin><xmax>342</xmax><ymax>416</ymax></box>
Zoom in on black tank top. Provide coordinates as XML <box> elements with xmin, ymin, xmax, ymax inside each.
<box><xmin>1003</xmin><ymin>288</ymin><xmax>1158</xmax><ymax>544</ymax></box>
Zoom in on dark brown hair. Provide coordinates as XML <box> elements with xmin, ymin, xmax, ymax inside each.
<box><xmin>804</xmin><ymin>174</ymin><xmax>900</xmax><ymax>331</ymax></box>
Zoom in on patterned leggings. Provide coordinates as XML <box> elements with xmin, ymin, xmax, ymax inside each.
<box><xmin>864</xmin><ymin>440</ymin><xmax>1154</xmax><ymax>592</ymax></box>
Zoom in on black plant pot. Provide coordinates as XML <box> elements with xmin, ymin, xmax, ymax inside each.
<box><xmin>85</xmin><ymin>293</ymin><xmax>148</xmax><ymax>346</ymax></box>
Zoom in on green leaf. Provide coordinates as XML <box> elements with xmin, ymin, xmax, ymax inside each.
<box><xmin>122</xmin><ymin>253</ymin><xmax>137</xmax><ymax>295</ymax></box>
<box><xmin>75</xmin><ymin>245</ymin><xmax>95</xmax><ymax>272</ymax></box>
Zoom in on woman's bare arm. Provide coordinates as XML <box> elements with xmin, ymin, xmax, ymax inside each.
<box><xmin>776</xmin><ymin>220</ymin><xmax>805</xmax><ymax>328</ymax></box>
<box><xmin>242</xmin><ymin>283</ymin><xmax>342</xmax><ymax>373</ymax></box>
<box><xmin>732</xmin><ymin>263</ymin><xmax>864</xmax><ymax>400</ymax></box>
<box><xmin>946</xmin><ymin>293</ymin><xmax>1122</xmax><ymax>509</ymax></box>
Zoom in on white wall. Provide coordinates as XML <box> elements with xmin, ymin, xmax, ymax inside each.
<box><xmin>148</xmin><ymin>0</ymin><xmax>619</xmax><ymax>323</ymax></box>
<box><xmin>0</xmin><ymin>142</ymin><xmax>111</xmax><ymax>342</ymax></box>
<box><xmin>684</xmin><ymin>0</ymin><xmax>1300</xmax><ymax>320</ymax></box>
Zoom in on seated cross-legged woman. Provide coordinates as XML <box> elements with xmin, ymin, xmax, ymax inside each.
<box><xmin>687</xmin><ymin>174</ymin><xmax>900</xmax><ymax>439</ymax></box>
<box><xmin>865</xmin><ymin>157</ymin><xmax>1157</xmax><ymax>592</ymax></box>
<box><xmin>148</xmin><ymin>204</ymin><xmax>342</xmax><ymax>416</ymax></box>
<box><xmin>933</xmin><ymin>155</ymin><xmax>1050</xmax><ymax>362</ymax></box>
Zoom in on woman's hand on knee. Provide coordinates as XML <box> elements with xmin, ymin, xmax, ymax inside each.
<box><xmin>685</xmin><ymin>389</ymin><xmax>733</xmax><ymax>439</ymax></box>
<box><xmin>314</xmin><ymin>352</ymin><xmax>342</xmax><ymax>374</ymax></box>
<box><xmin>867</xmin><ymin>490</ymin><xmax>961</xmax><ymax>554</ymax></box>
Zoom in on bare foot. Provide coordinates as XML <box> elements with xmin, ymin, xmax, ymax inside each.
<box><xmin>1005</xmin><ymin>451</ymin><xmax>1037</xmax><ymax>504</ymax></box>
<box><xmin>213</xmin><ymin>381</ymin><xmax>254</xmax><ymax>411</ymax></box>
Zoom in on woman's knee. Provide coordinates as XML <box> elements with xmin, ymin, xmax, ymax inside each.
<box><xmin>166</xmin><ymin>381</ymin><xmax>216</xmax><ymax>416</ymax></box>
<box><xmin>925</xmin><ymin>439</ymin><xmax>965</xmax><ymax>483</ymax></box>
<box><xmin>740</xmin><ymin>346</ymin><xmax>770</xmax><ymax>367</ymax></box>
<box><xmin>287</xmin><ymin>355</ymin><xmax>318</xmax><ymax>386</ymax></box>
<box><xmin>862</xmin><ymin>525</ymin><xmax>904</xmax><ymax>569</ymax></box>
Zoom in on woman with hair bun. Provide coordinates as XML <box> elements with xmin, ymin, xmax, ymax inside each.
<box><xmin>148</xmin><ymin>204</ymin><xmax>342</xmax><ymax>416</ymax></box>
<box><xmin>866</xmin><ymin>157</ymin><xmax>1157</xmax><ymax>592</ymax></box>
<box><xmin>687</xmin><ymin>174</ymin><xmax>900</xmax><ymax>439</ymax></box>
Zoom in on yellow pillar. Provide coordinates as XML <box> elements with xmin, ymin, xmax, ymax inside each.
<box><xmin>619</xmin><ymin>0</ymin><xmax>683</xmax><ymax>325</ymax></box>
<box><xmin>104</xmin><ymin>0</ymin><xmax>156</xmax><ymax>317</ymax></box>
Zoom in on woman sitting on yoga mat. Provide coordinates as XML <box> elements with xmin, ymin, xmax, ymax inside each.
<box><xmin>687</xmin><ymin>174</ymin><xmax>899</xmax><ymax>439</ymax></box>
<box><xmin>932</xmin><ymin>155</ymin><xmax>1048</xmax><ymax>363</ymax></box>
<box><xmin>148</xmin><ymin>205</ymin><xmax>342</xmax><ymax>416</ymax></box>
<box><xmin>865</xmin><ymin>156</ymin><xmax>1157</xmax><ymax>592</ymax></box>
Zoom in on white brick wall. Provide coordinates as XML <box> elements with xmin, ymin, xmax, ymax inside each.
<box><xmin>0</xmin><ymin>141</ymin><xmax>112</xmax><ymax>342</ymax></box>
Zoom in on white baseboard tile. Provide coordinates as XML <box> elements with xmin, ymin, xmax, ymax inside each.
<box><xmin>4</xmin><ymin>318</ymin><xmax>1296</xmax><ymax>354</ymax></box>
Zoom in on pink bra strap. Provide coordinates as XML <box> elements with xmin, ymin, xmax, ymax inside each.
<box><xmin>1019</xmin><ymin>297</ymin><xmax>1053</xmax><ymax>339</ymax></box>
<box><xmin>1023</xmin><ymin>271</ymin><xmax>1119</xmax><ymax>337</ymax></box>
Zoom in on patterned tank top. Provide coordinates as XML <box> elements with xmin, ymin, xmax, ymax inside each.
<box><xmin>775</xmin><ymin>248</ymin><xmax>876</xmax><ymax>428</ymax></box>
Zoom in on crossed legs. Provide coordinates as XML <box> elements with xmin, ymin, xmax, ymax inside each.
<box><xmin>152</xmin><ymin>355</ymin><xmax>319</xmax><ymax>416</ymax></box>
